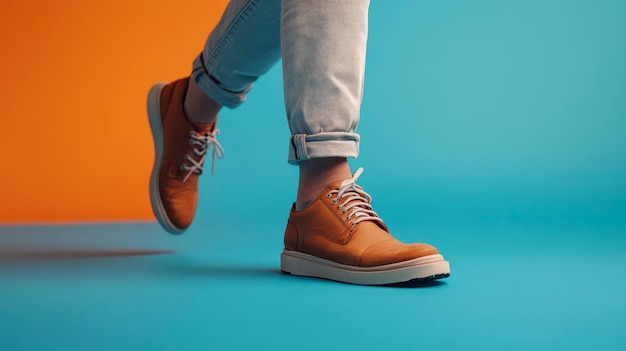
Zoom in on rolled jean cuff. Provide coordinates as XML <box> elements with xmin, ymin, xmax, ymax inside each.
<box><xmin>191</xmin><ymin>54</ymin><xmax>251</xmax><ymax>109</ymax></box>
<box><xmin>288</xmin><ymin>132</ymin><xmax>360</xmax><ymax>165</ymax></box>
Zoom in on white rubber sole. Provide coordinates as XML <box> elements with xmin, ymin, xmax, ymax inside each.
<box><xmin>281</xmin><ymin>250</ymin><xmax>450</xmax><ymax>285</ymax></box>
<box><xmin>147</xmin><ymin>82</ymin><xmax>185</xmax><ymax>235</ymax></box>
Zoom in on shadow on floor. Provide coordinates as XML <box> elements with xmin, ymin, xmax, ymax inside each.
<box><xmin>384</xmin><ymin>279</ymin><xmax>448</xmax><ymax>288</ymax></box>
<box><xmin>0</xmin><ymin>248</ymin><xmax>175</xmax><ymax>261</ymax></box>
<box><xmin>278</xmin><ymin>269</ymin><xmax>449</xmax><ymax>288</ymax></box>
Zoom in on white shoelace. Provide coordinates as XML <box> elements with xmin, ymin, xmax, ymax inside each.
<box><xmin>181</xmin><ymin>129</ymin><xmax>224</xmax><ymax>182</ymax></box>
<box><xmin>326</xmin><ymin>168</ymin><xmax>385</xmax><ymax>227</ymax></box>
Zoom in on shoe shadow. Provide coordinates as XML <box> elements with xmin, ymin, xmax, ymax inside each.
<box><xmin>0</xmin><ymin>248</ymin><xmax>175</xmax><ymax>262</ymax></box>
<box><xmin>279</xmin><ymin>270</ymin><xmax>449</xmax><ymax>288</ymax></box>
<box><xmin>381</xmin><ymin>279</ymin><xmax>448</xmax><ymax>288</ymax></box>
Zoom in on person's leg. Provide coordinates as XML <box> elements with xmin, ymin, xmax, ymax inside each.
<box><xmin>184</xmin><ymin>80</ymin><xmax>221</xmax><ymax>126</ymax></box>
<box><xmin>279</xmin><ymin>0</ymin><xmax>450</xmax><ymax>284</ymax></box>
<box><xmin>297</xmin><ymin>157</ymin><xmax>351</xmax><ymax>210</ymax></box>
<box><xmin>280</xmin><ymin>0</ymin><xmax>366</xmax><ymax>209</ymax></box>
<box><xmin>148</xmin><ymin>0</ymin><xmax>281</xmax><ymax>234</ymax></box>
<box><xmin>186</xmin><ymin>0</ymin><xmax>282</xmax><ymax>125</ymax></box>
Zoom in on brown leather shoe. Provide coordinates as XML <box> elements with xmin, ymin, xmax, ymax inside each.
<box><xmin>281</xmin><ymin>168</ymin><xmax>450</xmax><ymax>285</ymax></box>
<box><xmin>147</xmin><ymin>78</ymin><xmax>224</xmax><ymax>234</ymax></box>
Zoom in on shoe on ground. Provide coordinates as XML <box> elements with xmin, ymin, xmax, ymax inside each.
<box><xmin>281</xmin><ymin>168</ymin><xmax>450</xmax><ymax>285</ymax></box>
<box><xmin>147</xmin><ymin>78</ymin><xmax>224</xmax><ymax>234</ymax></box>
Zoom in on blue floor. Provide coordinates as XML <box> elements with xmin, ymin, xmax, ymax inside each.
<box><xmin>1</xmin><ymin>217</ymin><xmax>625</xmax><ymax>350</ymax></box>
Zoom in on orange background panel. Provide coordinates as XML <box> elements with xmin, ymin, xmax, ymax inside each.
<box><xmin>0</xmin><ymin>0</ymin><xmax>229</xmax><ymax>223</ymax></box>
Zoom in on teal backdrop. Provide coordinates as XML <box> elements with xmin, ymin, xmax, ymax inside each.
<box><xmin>207</xmin><ymin>0</ymin><xmax>626</xmax><ymax>226</ymax></box>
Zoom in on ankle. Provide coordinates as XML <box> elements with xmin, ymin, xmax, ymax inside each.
<box><xmin>295</xmin><ymin>157</ymin><xmax>351</xmax><ymax>210</ymax></box>
<box><xmin>183</xmin><ymin>78</ymin><xmax>221</xmax><ymax>126</ymax></box>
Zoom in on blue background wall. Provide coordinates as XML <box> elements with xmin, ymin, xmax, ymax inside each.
<box><xmin>206</xmin><ymin>0</ymin><xmax>626</xmax><ymax>227</ymax></box>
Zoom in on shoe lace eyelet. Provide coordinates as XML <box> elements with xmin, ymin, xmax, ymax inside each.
<box><xmin>345</xmin><ymin>216</ymin><xmax>350</xmax><ymax>220</ymax></box>
<box><xmin>350</xmin><ymin>222</ymin><xmax>355</xmax><ymax>226</ymax></box>
<box><xmin>326</xmin><ymin>193</ymin><xmax>332</xmax><ymax>198</ymax></box>
<box><xmin>331</xmin><ymin>199</ymin><xmax>337</xmax><ymax>204</ymax></box>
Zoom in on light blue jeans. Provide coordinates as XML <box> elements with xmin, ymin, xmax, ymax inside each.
<box><xmin>191</xmin><ymin>0</ymin><xmax>369</xmax><ymax>164</ymax></box>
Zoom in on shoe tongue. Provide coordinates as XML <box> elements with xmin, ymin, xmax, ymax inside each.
<box><xmin>192</xmin><ymin>122</ymin><xmax>215</xmax><ymax>134</ymax></box>
<box><xmin>326</xmin><ymin>178</ymin><xmax>387</xmax><ymax>228</ymax></box>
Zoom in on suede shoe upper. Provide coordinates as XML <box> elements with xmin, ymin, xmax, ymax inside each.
<box><xmin>284</xmin><ymin>169</ymin><xmax>438</xmax><ymax>267</ymax></box>
<box><xmin>153</xmin><ymin>78</ymin><xmax>223</xmax><ymax>231</ymax></box>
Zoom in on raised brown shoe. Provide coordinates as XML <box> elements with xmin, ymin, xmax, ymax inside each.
<box><xmin>147</xmin><ymin>78</ymin><xmax>224</xmax><ymax>234</ymax></box>
<box><xmin>281</xmin><ymin>168</ymin><xmax>450</xmax><ymax>285</ymax></box>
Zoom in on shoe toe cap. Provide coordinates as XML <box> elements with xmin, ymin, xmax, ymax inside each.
<box><xmin>359</xmin><ymin>240</ymin><xmax>439</xmax><ymax>267</ymax></box>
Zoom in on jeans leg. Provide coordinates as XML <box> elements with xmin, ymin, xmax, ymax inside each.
<box><xmin>282</xmin><ymin>0</ymin><xmax>369</xmax><ymax>164</ymax></box>
<box><xmin>192</xmin><ymin>0</ymin><xmax>281</xmax><ymax>108</ymax></box>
